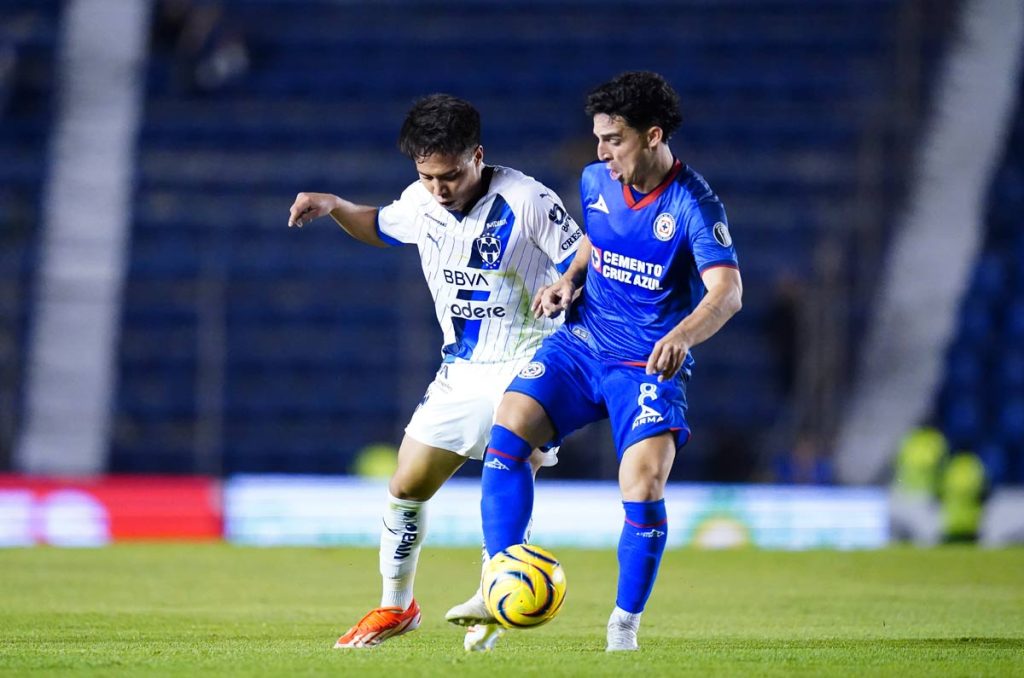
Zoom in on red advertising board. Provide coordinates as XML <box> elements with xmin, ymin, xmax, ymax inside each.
<box><xmin>0</xmin><ymin>475</ymin><xmax>222</xmax><ymax>546</ymax></box>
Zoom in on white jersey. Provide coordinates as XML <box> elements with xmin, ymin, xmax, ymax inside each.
<box><xmin>377</xmin><ymin>166</ymin><xmax>583</xmax><ymax>363</ymax></box>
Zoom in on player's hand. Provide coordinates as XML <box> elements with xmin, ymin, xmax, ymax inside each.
<box><xmin>288</xmin><ymin>192</ymin><xmax>341</xmax><ymax>228</ymax></box>
<box><xmin>531</xmin><ymin>279</ymin><xmax>576</xmax><ymax>319</ymax></box>
<box><xmin>646</xmin><ymin>329</ymin><xmax>690</xmax><ymax>382</ymax></box>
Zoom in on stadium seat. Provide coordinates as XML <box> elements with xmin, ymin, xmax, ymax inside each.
<box><xmin>998</xmin><ymin>398</ymin><xmax>1024</xmax><ymax>445</ymax></box>
<box><xmin>977</xmin><ymin>441</ymin><xmax>1009</xmax><ymax>487</ymax></box>
<box><xmin>943</xmin><ymin>396</ymin><xmax>985</xmax><ymax>450</ymax></box>
<box><xmin>933</xmin><ymin>45</ymin><xmax>1024</xmax><ymax>484</ymax></box>
<box><xmin>0</xmin><ymin>1</ymin><xmax>59</xmax><ymax>459</ymax></box>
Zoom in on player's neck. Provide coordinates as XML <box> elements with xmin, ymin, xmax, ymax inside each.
<box><xmin>631</xmin><ymin>147</ymin><xmax>675</xmax><ymax>194</ymax></box>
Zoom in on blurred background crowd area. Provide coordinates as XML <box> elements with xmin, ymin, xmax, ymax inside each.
<box><xmin>1</xmin><ymin>0</ymin><xmax>1021</xmax><ymax>499</ymax></box>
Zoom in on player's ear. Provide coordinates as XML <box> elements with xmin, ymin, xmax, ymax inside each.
<box><xmin>473</xmin><ymin>145</ymin><xmax>485</xmax><ymax>164</ymax></box>
<box><xmin>645</xmin><ymin>126</ymin><xmax>664</xmax><ymax>149</ymax></box>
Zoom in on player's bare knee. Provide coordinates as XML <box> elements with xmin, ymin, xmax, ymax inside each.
<box><xmin>388</xmin><ymin>480</ymin><xmax>428</xmax><ymax>502</ymax></box>
<box><xmin>388</xmin><ymin>470</ymin><xmax>437</xmax><ymax>502</ymax></box>
<box><xmin>494</xmin><ymin>393</ymin><xmax>553</xmax><ymax>448</ymax></box>
<box><xmin>620</xmin><ymin>475</ymin><xmax>665</xmax><ymax>502</ymax></box>
<box><xmin>493</xmin><ymin>393</ymin><xmax>530</xmax><ymax>429</ymax></box>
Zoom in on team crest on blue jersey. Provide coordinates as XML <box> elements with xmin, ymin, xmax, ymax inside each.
<box><xmin>713</xmin><ymin>221</ymin><xmax>733</xmax><ymax>247</ymax></box>
<box><xmin>518</xmin><ymin>361</ymin><xmax>545</xmax><ymax>378</ymax></box>
<box><xmin>653</xmin><ymin>213</ymin><xmax>676</xmax><ymax>241</ymax></box>
<box><xmin>590</xmin><ymin>246</ymin><xmax>602</xmax><ymax>273</ymax></box>
<box><xmin>474</xmin><ymin>233</ymin><xmax>502</xmax><ymax>268</ymax></box>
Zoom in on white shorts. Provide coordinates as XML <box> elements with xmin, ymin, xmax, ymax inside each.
<box><xmin>405</xmin><ymin>358</ymin><xmax>559</xmax><ymax>466</ymax></box>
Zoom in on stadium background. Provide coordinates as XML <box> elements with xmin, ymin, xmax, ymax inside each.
<box><xmin>1</xmin><ymin>0</ymin><xmax>1023</xmax><ymax>548</ymax></box>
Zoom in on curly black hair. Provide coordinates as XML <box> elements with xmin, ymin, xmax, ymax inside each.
<box><xmin>398</xmin><ymin>94</ymin><xmax>481</xmax><ymax>160</ymax></box>
<box><xmin>585</xmin><ymin>71</ymin><xmax>682</xmax><ymax>140</ymax></box>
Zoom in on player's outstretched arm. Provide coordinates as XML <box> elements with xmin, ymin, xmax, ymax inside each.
<box><xmin>647</xmin><ymin>266</ymin><xmax>743</xmax><ymax>381</ymax></box>
<box><xmin>287</xmin><ymin>192</ymin><xmax>387</xmax><ymax>247</ymax></box>
<box><xmin>532</xmin><ymin>236</ymin><xmax>592</xmax><ymax>318</ymax></box>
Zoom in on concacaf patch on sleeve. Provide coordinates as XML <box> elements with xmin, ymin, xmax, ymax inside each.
<box><xmin>713</xmin><ymin>221</ymin><xmax>733</xmax><ymax>247</ymax></box>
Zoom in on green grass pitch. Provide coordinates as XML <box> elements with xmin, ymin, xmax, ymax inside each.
<box><xmin>1</xmin><ymin>545</ymin><xmax>1022</xmax><ymax>676</ymax></box>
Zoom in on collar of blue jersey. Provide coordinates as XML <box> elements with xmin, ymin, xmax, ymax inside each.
<box><xmin>623</xmin><ymin>158</ymin><xmax>683</xmax><ymax>210</ymax></box>
<box><xmin>448</xmin><ymin>165</ymin><xmax>495</xmax><ymax>221</ymax></box>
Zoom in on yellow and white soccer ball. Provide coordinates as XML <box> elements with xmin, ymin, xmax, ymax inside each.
<box><xmin>482</xmin><ymin>544</ymin><xmax>566</xmax><ymax>629</ymax></box>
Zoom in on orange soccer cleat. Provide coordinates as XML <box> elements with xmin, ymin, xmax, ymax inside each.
<box><xmin>333</xmin><ymin>600</ymin><xmax>422</xmax><ymax>649</ymax></box>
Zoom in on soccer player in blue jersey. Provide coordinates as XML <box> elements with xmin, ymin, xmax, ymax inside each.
<box><xmin>478</xmin><ymin>71</ymin><xmax>743</xmax><ymax>651</ymax></box>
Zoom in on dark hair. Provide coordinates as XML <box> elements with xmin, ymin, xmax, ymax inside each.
<box><xmin>398</xmin><ymin>94</ymin><xmax>481</xmax><ymax>160</ymax></box>
<box><xmin>585</xmin><ymin>71</ymin><xmax>682</xmax><ymax>140</ymax></box>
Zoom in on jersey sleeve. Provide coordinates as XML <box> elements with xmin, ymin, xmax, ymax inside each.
<box><xmin>523</xmin><ymin>185</ymin><xmax>584</xmax><ymax>272</ymax></box>
<box><xmin>686</xmin><ymin>197</ymin><xmax>739</xmax><ymax>272</ymax></box>
<box><xmin>376</xmin><ymin>185</ymin><xmax>421</xmax><ymax>246</ymax></box>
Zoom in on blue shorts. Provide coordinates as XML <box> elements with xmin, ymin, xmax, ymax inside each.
<box><xmin>507</xmin><ymin>328</ymin><xmax>690</xmax><ymax>458</ymax></box>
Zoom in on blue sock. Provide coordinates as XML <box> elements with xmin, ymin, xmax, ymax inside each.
<box><xmin>615</xmin><ymin>499</ymin><xmax>668</xmax><ymax>613</ymax></box>
<box><xmin>480</xmin><ymin>425</ymin><xmax>534</xmax><ymax>557</ymax></box>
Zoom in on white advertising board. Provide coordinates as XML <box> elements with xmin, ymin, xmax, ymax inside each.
<box><xmin>224</xmin><ymin>476</ymin><xmax>889</xmax><ymax>550</ymax></box>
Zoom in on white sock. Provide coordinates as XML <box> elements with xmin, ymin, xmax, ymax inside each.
<box><xmin>610</xmin><ymin>606</ymin><xmax>642</xmax><ymax>628</ymax></box>
<box><xmin>379</xmin><ymin>493</ymin><xmax>426</xmax><ymax>609</ymax></box>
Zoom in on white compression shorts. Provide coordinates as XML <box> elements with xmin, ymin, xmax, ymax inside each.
<box><xmin>404</xmin><ymin>357</ymin><xmax>559</xmax><ymax>466</ymax></box>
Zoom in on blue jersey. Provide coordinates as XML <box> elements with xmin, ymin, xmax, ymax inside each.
<box><xmin>568</xmin><ymin>159</ymin><xmax>739</xmax><ymax>373</ymax></box>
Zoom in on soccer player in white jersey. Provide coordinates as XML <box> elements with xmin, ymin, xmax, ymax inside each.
<box><xmin>287</xmin><ymin>94</ymin><xmax>582</xmax><ymax>650</ymax></box>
